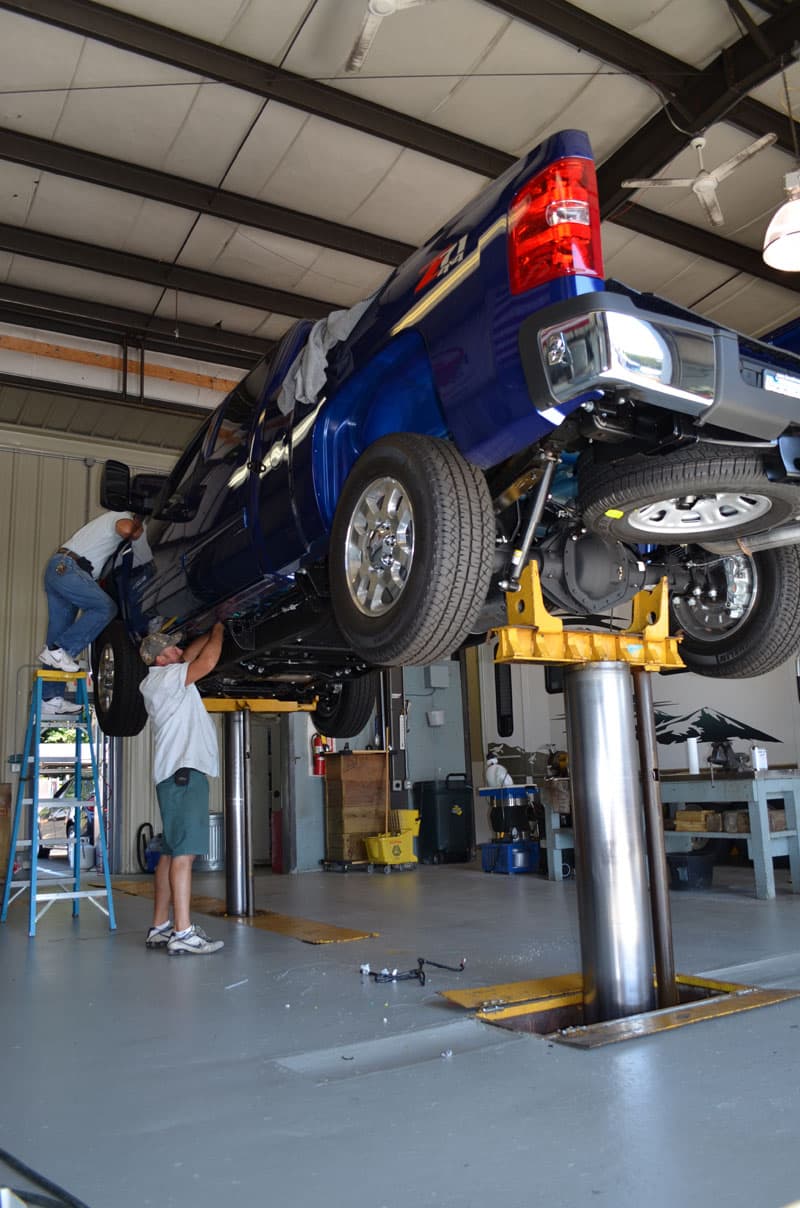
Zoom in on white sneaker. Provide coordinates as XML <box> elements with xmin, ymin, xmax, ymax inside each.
<box><xmin>39</xmin><ymin>647</ymin><xmax>80</xmax><ymax>673</ymax></box>
<box><xmin>167</xmin><ymin>924</ymin><xmax>224</xmax><ymax>956</ymax></box>
<box><xmin>41</xmin><ymin>696</ymin><xmax>83</xmax><ymax>717</ymax></box>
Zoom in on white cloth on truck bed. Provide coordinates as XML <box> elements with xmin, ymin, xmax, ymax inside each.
<box><xmin>276</xmin><ymin>294</ymin><xmax>375</xmax><ymax>415</ymax></box>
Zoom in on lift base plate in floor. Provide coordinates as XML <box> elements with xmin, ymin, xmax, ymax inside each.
<box><xmin>440</xmin><ymin>972</ymin><xmax>800</xmax><ymax>1048</ymax></box>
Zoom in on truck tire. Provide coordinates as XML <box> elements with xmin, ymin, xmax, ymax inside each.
<box><xmin>671</xmin><ymin>544</ymin><xmax>800</xmax><ymax>678</ymax></box>
<box><xmin>329</xmin><ymin>434</ymin><xmax>494</xmax><ymax>665</ymax></box>
<box><xmin>311</xmin><ymin>673</ymin><xmax>378</xmax><ymax>738</ymax></box>
<box><xmin>580</xmin><ymin>444</ymin><xmax>798</xmax><ymax>543</ymax></box>
<box><xmin>92</xmin><ymin>620</ymin><xmax>148</xmax><ymax>737</ymax></box>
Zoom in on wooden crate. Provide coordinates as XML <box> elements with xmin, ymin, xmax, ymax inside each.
<box><xmin>674</xmin><ymin>809</ymin><xmax>722</xmax><ymax>832</ymax></box>
<box><xmin>324</xmin><ymin>751</ymin><xmax>387</xmax><ymax>861</ymax></box>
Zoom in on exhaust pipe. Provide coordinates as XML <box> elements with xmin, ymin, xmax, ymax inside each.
<box><xmin>700</xmin><ymin>523</ymin><xmax>800</xmax><ymax>557</ymax></box>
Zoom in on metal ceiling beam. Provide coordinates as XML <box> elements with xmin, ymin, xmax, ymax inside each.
<box><xmin>611</xmin><ymin>202</ymin><xmax>800</xmax><ymax>295</ymax></box>
<box><xmin>0</xmin><ymin>0</ymin><xmax>510</xmax><ymax>179</ymax></box>
<box><xmin>0</xmin><ymin>128</ymin><xmax>414</xmax><ymax>268</ymax></box>
<box><xmin>489</xmin><ymin>1</ymin><xmax>800</xmax><ymax>160</ymax></box>
<box><xmin>0</xmin><ymin>221</ymin><xmax>334</xmax><ymax>319</ymax></box>
<box><xmin>0</xmin><ymin>370</ymin><xmax>209</xmax><ymax>420</ymax></box>
<box><xmin>0</xmin><ymin>281</ymin><xmax>271</xmax><ymax>365</ymax></box>
<box><xmin>597</xmin><ymin>2</ymin><xmax>800</xmax><ymax>217</ymax></box>
<box><xmin>0</xmin><ymin>0</ymin><xmax>795</xmax><ymax>320</ymax></box>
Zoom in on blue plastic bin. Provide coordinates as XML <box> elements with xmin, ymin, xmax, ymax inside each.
<box><xmin>481</xmin><ymin>840</ymin><xmax>540</xmax><ymax>874</ymax></box>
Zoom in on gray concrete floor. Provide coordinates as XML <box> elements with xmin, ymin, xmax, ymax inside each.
<box><xmin>2</xmin><ymin>858</ymin><xmax>800</xmax><ymax>1208</ymax></box>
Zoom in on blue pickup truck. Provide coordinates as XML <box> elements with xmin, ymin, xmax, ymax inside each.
<box><xmin>96</xmin><ymin>128</ymin><xmax>800</xmax><ymax>737</ymax></box>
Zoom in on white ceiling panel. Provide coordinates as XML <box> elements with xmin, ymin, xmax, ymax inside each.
<box><xmin>177</xmin><ymin>216</ymin><xmax>386</xmax><ymax>306</ymax></box>
<box><xmin>179</xmin><ymin>217</ymin><xmax>319</xmax><ymax>292</ymax></box>
<box><xmin>565</xmin><ymin>0</ymin><xmax>749</xmax><ymax>68</ymax></box>
<box><xmin>96</xmin><ymin>0</ymin><xmax>270</xmax><ymax>46</ymax></box>
<box><xmin>98</xmin><ymin>0</ymin><xmax>314</xmax><ymax>65</ymax></box>
<box><xmin>349</xmin><ymin>149</ymin><xmax>487</xmax><ymax>245</ymax></box>
<box><xmin>0</xmin><ymin>251</ymin><xmax>15</xmax><ymax>283</ymax></box>
<box><xmin>253</xmin><ymin>314</ymin><xmax>298</xmax><ymax>341</ymax></box>
<box><xmin>0</xmin><ymin>161</ymin><xmax>41</xmax><ymax>228</ymax></box>
<box><xmin>295</xmin><ymin>250</ymin><xmax>389</xmax><ymax>308</ymax></box>
<box><xmin>431</xmin><ymin>19</ymin><xmax>657</xmax><ymax>159</ymax></box>
<box><xmin>602</xmin><ymin>223</ymin><xmax>736</xmax><ymax>305</ymax></box>
<box><xmin>0</xmin><ymin>9</ymin><xmax>83</xmax><ymax>94</ymax></box>
<box><xmin>221</xmin><ymin>1</ymin><xmax>325</xmax><ymax>64</ymax></box>
<box><xmin>748</xmin><ymin>57</ymin><xmax>800</xmax><ymax>122</ymax></box>
<box><xmin>52</xmin><ymin>41</ymin><xmax>204</xmax><ymax>169</ymax></box>
<box><xmin>226</xmin><ymin>109</ymin><xmax>404</xmax><ymax>228</ymax></box>
<box><xmin>602</xmin><ymin>221</ymin><xmax>800</xmax><ymax>339</ymax></box>
<box><xmin>153</xmin><ymin>289</ymin><xmax>275</xmax><ymax>338</ymax></box>
<box><xmin>5</xmin><ymin>254</ymin><xmax>164</xmax><ymax>313</ymax></box>
<box><xmin>218</xmin><ymin>103</ymin><xmax>311</xmax><ymax>198</ymax></box>
<box><xmin>16</xmin><ymin>171</ymin><xmax>195</xmax><ymax>260</ymax></box>
<box><xmin>694</xmin><ymin>274</ymin><xmax>800</xmax><ymax>338</ymax></box>
<box><xmin>160</xmin><ymin>84</ymin><xmax>265</xmax><ymax>186</ymax></box>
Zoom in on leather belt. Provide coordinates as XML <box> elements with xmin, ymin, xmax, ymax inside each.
<box><xmin>56</xmin><ymin>547</ymin><xmax>93</xmax><ymax>574</ymax></box>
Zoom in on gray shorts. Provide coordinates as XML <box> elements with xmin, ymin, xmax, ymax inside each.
<box><xmin>156</xmin><ymin>770</ymin><xmax>209</xmax><ymax>857</ymax></box>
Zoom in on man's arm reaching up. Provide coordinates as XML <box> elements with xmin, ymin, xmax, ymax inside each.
<box><xmin>183</xmin><ymin>622</ymin><xmax>225</xmax><ymax>686</ymax></box>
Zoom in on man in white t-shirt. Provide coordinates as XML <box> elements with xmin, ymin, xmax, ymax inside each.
<box><xmin>40</xmin><ymin>511</ymin><xmax>145</xmax><ymax>708</ymax></box>
<box><xmin>139</xmin><ymin>623</ymin><xmax>225</xmax><ymax>957</ymax></box>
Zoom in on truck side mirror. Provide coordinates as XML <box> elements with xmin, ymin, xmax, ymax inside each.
<box><xmin>131</xmin><ymin>472</ymin><xmax>168</xmax><ymax>516</ymax></box>
<box><xmin>100</xmin><ymin>459</ymin><xmax>132</xmax><ymax>510</ymax></box>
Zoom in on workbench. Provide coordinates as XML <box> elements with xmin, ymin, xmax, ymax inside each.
<box><xmin>659</xmin><ymin>771</ymin><xmax>800</xmax><ymax>900</ymax></box>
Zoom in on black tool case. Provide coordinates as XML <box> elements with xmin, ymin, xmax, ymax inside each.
<box><xmin>413</xmin><ymin>774</ymin><xmax>474</xmax><ymax>863</ymax></box>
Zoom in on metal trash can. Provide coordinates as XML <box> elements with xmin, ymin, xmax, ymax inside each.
<box><xmin>195</xmin><ymin>812</ymin><xmax>224</xmax><ymax>872</ymax></box>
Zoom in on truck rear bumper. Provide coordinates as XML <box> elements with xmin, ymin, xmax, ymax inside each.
<box><xmin>519</xmin><ymin>292</ymin><xmax>800</xmax><ymax>440</ymax></box>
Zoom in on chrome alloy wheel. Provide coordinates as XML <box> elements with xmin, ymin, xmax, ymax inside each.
<box><xmin>96</xmin><ymin>643</ymin><xmax>116</xmax><ymax>712</ymax></box>
<box><xmin>672</xmin><ymin>553</ymin><xmax>757</xmax><ymax>641</ymax></box>
<box><xmin>344</xmin><ymin>475</ymin><xmax>415</xmax><ymax>616</ymax></box>
<box><xmin>625</xmin><ymin>492</ymin><xmax>773</xmax><ymax>537</ymax></box>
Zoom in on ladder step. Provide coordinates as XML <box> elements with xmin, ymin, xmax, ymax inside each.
<box><xmin>35</xmin><ymin>890</ymin><xmax>108</xmax><ymax>902</ymax></box>
<box><xmin>2</xmin><ymin>674</ymin><xmax>115</xmax><ymax>935</ymax></box>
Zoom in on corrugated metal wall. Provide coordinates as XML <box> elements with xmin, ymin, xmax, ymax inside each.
<box><xmin>0</xmin><ymin>425</ymin><xmax>183</xmax><ymax>874</ymax></box>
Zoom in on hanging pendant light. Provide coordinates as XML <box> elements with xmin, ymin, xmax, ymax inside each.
<box><xmin>762</xmin><ymin>64</ymin><xmax>800</xmax><ymax>271</ymax></box>
<box><xmin>763</xmin><ymin>170</ymin><xmax>800</xmax><ymax>270</ymax></box>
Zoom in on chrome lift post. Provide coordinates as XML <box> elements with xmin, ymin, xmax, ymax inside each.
<box><xmin>223</xmin><ymin>709</ymin><xmax>254</xmax><ymax>917</ymax></box>
<box><xmin>632</xmin><ymin>668</ymin><xmax>679</xmax><ymax>1008</ymax></box>
<box><xmin>564</xmin><ymin>661</ymin><xmax>656</xmax><ymax>1023</ymax></box>
<box><xmin>495</xmin><ymin>565</ymin><xmax>684</xmax><ymax>1023</ymax></box>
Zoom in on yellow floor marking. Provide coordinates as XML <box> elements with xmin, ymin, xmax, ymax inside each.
<box><xmin>95</xmin><ymin>880</ymin><xmax>378</xmax><ymax>944</ymax></box>
<box><xmin>440</xmin><ymin>972</ymin><xmax>583</xmax><ymax>1010</ymax></box>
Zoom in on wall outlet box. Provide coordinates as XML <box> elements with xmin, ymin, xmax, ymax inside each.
<box><xmin>424</xmin><ymin>664</ymin><xmax>449</xmax><ymax>689</ymax></box>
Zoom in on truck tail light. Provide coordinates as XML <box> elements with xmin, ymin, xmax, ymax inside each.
<box><xmin>507</xmin><ymin>156</ymin><xmax>603</xmax><ymax>294</ymax></box>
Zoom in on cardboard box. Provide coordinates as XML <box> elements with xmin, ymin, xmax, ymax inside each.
<box><xmin>723</xmin><ymin>810</ymin><xmax>750</xmax><ymax>834</ymax></box>
<box><xmin>769</xmin><ymin>809</ymin><xmax>786</xmax><ymax>832</ymax></box>
<box><xmin>674</xmin><ymin>809</ymin><xmax>722</xmax><ymax>832</ymax></box>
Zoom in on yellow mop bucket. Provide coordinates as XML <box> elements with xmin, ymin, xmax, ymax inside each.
<box><xmin>365</xmin><ymin>811</ymin><xmax>420</xmax><ymax>865</ymax></box>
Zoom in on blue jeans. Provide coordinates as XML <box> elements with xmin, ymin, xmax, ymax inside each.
<box><xmin>44</xmin><ymin>553</ymin><xmax>117</xmax><ymax>659</ymax></box>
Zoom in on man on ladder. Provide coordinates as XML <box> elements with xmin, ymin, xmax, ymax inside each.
<box><xmin>39</xmin><ymin>510</ymin><xmax>145</xmax><ymax>715</ymax></box>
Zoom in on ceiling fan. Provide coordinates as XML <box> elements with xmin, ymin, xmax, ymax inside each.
<box><xmin>346</xmin><ymin>0</ymin><xmax>436</xmax><ymax>73</ymax></box>
<box><xmin>621</xmin><ymin>132</ymin><xmax>777</xmax><ymax>227</ymax></box>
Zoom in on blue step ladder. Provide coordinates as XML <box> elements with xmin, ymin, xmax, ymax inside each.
<box><xmin>1</xmin><ymin>670</ymin><xmax>116</xmax><ymax>936</ymax></box>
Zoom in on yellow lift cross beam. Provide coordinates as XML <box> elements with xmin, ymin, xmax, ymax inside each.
<box><xmin>494</xmin><ymin>562</ymin><xmax>684</xmax><ymax>673</ymax></box>
<box><xmin>203</xmin><ymin>698</ymin><xmax>316</xmax><ymax>714</ymax></box>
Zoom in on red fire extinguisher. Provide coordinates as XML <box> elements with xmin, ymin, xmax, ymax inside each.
<box><xmin>311</xmin><ymin>732</ymin><xmax>328</xmax><ymax>777</ymax></box>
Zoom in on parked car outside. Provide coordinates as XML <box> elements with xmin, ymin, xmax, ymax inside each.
<box><xmin>38</xmin><ymin>776</ymin><xmax>95</xmax><ymax>858</ymax></box>
<box><xmin>92</xmin><ymin>128</ymin><xmax>800</xmax><ymax>739</ymax></box>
